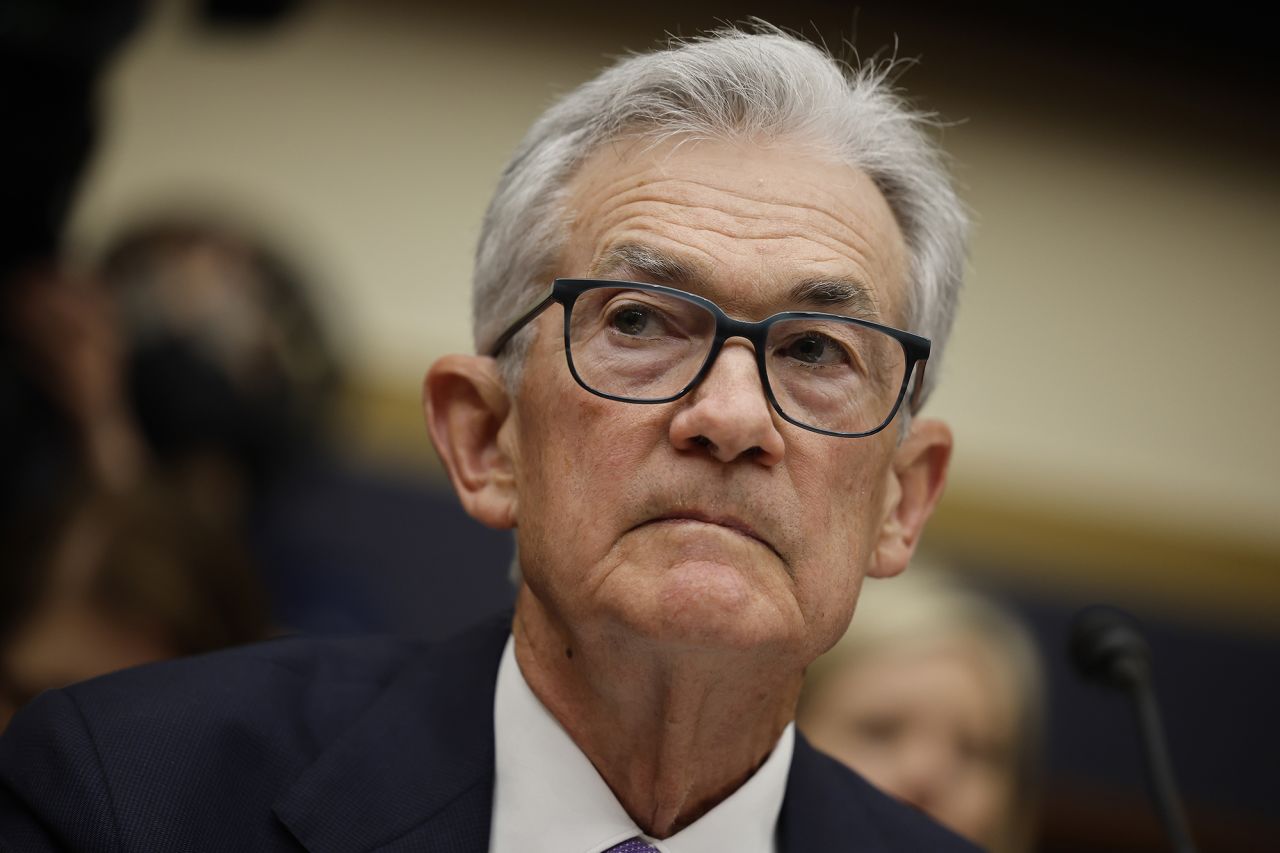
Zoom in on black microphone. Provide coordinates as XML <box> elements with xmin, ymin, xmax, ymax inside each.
<box><xmin>1069</xmin><ymin>606</ymin><xmax>1198</xmax><ymax>853</ymax></box>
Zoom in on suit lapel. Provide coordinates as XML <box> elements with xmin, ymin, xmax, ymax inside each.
<box><xmin>779</xmin><ymin>732</ymin><xmax>891</xmax><ymax>853</ymax></box>
<box><xmin>273</xmin><ymin>615</ymin><xmax>511</xmax><ymax>853</ymax></box>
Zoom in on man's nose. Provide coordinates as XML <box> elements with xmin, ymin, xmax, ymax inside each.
<box><xmin>669</xmin><ymin>341</ymin><xmax>785</xmax><ymax>465</ymax></box>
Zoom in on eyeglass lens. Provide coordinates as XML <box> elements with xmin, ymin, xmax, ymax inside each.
<box><xmin>567</xmin><ymin>286</ymin><xmax>907</xmax><ymax>435</ymax></box>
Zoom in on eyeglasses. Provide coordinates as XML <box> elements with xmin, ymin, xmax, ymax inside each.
<box><xmin>488</xmin><ymin>279</ymin><xmax>930</xmax><ymax>438</ymax></box>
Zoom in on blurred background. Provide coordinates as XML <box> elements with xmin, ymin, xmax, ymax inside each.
<box><xmin>2</xmin><ymin>0</ymin><xmax>1276</xmax><ymax>850</ymax></box>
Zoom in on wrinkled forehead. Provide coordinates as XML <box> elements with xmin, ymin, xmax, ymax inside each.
<box><xmin>557</xmin><ymin>134</ymin><xmax>911</xmax><ymax>326</ymax></box>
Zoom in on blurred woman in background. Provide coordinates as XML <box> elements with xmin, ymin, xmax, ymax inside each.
<box><xmin>798</xmin><ymin>566</ymin><xmax>1046</xmax><ymax>853</ymax></box>
<box><xmin>0</xmin><ymin>216</ymin><xmax>330</xmax><ymax>730</ymax></box>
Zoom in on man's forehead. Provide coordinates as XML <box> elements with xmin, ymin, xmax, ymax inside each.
<box><xmin>560</xmin><ymin>136</ymin><xmax>910</xmax><ymax>326</ymax></box>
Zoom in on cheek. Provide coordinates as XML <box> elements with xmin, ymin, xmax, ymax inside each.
<box><xmin>512</xmin><ymin>353</ymin><xmax>667</xmax><ymax>565</ymax></box>
<box><xmin>519</xmin><ymin>394</ymin><xmax>656</xmax><ymax>509</ymax></box>
<box><xmin>785</xmin><ymin>442</ymin><xmax>894</xmax><ymax>635</ymax></box>
<box><xmin>943</xmin><ymin>767</ymin><xmax>1014</xmax><ymax>849</ymax></box>
<box><xmin>792</xmin><ymin>436</ymin><xmax>893</xmax><ymax>543</ymax></box>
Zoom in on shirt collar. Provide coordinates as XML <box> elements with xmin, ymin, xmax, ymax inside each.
<box><xmin>490</xmin><ymin>635</ymin><xmax>793</xmax><ymax>853</ymax></box>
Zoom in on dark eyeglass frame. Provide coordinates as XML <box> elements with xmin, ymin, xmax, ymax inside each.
<box><xmin>488</xmin><ymin>278</ymin><xmax>931</xmax><ymax>438</ymax></box>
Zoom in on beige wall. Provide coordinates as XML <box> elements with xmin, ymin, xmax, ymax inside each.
<box><xmin>68</xmin><ymin>1</ymin><xmax>1280</xmax><ymax>613</ymax></box>
<box><xmin>935</xmin><ymin>112</ymin><xmax>1280</xmax><ymax>551</ymax></box>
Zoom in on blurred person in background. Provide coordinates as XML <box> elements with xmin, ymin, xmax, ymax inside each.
<box><xmin>96</xmin><ymin>217</ymin><xmax>416</xmax><ymax>634</ymax></box>
<box><xmin>1</xmin><ymin>215</ymin><xmax>355</xmax><ymax>728</ymax></box>
<box><xmin>97</xmin><ymin>218</ymin><xmax>343</xmax><ymax>528</ymax></box>
<box><xmin>799</xmin><ymin>565</ymin><xmax>1046</xmax><ymax>853</ymax></box>
<box><xmin>13</xmin><ymin>212</ymin><xmax>496</xmax><ymax>642</ymax></box>
<box><xmin>0</xmin><ymin>247</ymin><xmax>278</xmax><ymax>731</ymax></box>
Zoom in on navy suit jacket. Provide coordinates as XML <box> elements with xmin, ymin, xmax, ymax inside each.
<box><xmin>0</xmin><ymin>612</ymin><xmax>977</xmax><ymax>852</ymax></box>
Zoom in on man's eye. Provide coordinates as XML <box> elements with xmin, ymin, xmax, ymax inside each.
<box><xmin>609</xmin><ymin>305</ymin><xmax>659</xmax><ymax>336</ymax></box>
<box><xmin>851</xmin><ymin>714</ymin><xmax>902</xmax><ymax>746</ymax></box>
<box><xmin>778</xmin><ymin>332</ymin><xmax>849</xmax><ymax>366</ymax></box>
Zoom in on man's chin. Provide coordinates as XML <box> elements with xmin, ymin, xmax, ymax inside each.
<box><xmin>600</xmin><ymin>558</ymin><xmax>797</xmax><ymax>654</ymax></box>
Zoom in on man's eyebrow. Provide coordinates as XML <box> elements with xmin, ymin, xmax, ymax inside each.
<box><xmin>589</xmin><ymin>243</ymin><xmax>882</xmax><ymax>319</ymax></box>
<box><xmin>788</xmin><ymin>278</ymin><xmax>881</xmax><ymax>320</ymax></box>
<box><xmin>588</xmin><ymin>244</ymin><xmax>706</xmax><ymax>286</ymax></box>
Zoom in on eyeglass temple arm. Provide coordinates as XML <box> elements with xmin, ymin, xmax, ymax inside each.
<box><xmin>487</xmin><ymin>290</ymin><xmax>557</xmax><ymax>357</ymax></box>
<box><xmin>908</xmin><ymin>358</ymin><xmax>928</xmax><ymax>413</ymax></box>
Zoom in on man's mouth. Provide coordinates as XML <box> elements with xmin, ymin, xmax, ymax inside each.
<box><xmin>637</xmin><ymin>511</ymin><xmax>780</xmax><ymax>558</ymax></box>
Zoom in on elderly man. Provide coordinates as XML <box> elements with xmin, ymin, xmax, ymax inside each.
<box><xmin>0</xmin><ymin>28</ymin><xmax>973</xmax><ymax>852</ymax></box>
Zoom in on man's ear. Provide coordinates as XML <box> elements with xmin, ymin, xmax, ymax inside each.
<box><xmin>423</xmin><ymin>354</ymin><xmax>518</xmax><ymax>530</ymax></box>
<box><xmin>869</xmin><ymin>417</ymin><xmax>952</xmax><ymax>578</ymax></box>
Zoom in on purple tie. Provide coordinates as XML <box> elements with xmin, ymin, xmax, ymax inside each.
<box><xmin>604</xmin><ymin>840</ymin><xmax>660</xmax><ymax>853</ymax></box>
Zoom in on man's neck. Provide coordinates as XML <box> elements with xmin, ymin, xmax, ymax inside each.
<box><xmin>511</xmin><ymin>588</ymin><xmax>802</xmax><ymax>839</ymax></box>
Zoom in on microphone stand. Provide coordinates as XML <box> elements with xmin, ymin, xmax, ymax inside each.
<box><xmin>1069</xmin><ymin>606</ymin><xmax>1199</xmax><ymax>853</ymax></box>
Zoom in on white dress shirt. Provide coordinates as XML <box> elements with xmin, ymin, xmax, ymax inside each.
<box><xmin>488</xmin><ymin>636</ymin><xmax>794</xmax><ymax>853</ymax></box>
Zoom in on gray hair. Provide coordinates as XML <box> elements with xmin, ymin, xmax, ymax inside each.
<box><xmin>472</xmin><ymin>25</ymin><xmax>968</xmax><ymax>406</ymax></box>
